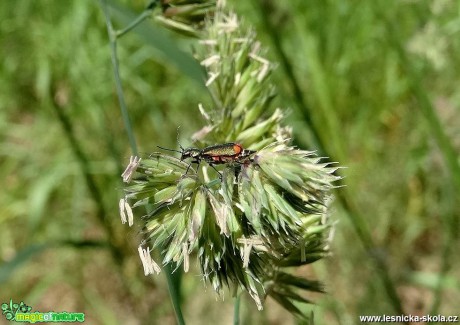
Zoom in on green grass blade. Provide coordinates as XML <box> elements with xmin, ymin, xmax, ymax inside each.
<box><xmin>0</xmin><ymin>244</ymin><xmax>50</xmax><ymax>284</ymax></box>
<box><xmin>254</xmin><ymin>1</ymin><xmax>405</xmax><ymax>317</ymax></box>
<box><xmin>163</xmin><ymin>263</ymin><xmax>186</xmax><ymax>325</ymax></box>
<box><xmin>378</xmin><ymin>6</ymin><xmax>460</xmax><ymax>316</ymax></box>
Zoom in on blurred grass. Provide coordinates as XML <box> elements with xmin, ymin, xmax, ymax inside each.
<box><xmin>1</xmin><ymin>0</ymin><xmax>459</xmax><ymax>324</ymax></box>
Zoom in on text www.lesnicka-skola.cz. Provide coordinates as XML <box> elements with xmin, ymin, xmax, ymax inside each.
<box><xmin>359</xmin><ymin>314</ymin><xmax>459</xmax><ymax>323</ymax></box>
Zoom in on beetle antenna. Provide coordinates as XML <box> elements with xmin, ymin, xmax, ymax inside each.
<box><xmin>176</xmin><ymin>126</ymin><xmax>185</xmax><ymax>151</ymax></box>
<box><xmin>157</xmin><ymin>146</ymin><xmax>182</xmax><ymax>154</ymax></box>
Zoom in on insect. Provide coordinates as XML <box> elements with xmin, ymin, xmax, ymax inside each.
<box><xmin>158</xmin><ymin>142</ymin><xmax>256</xmax><ymax>178</ymax></box>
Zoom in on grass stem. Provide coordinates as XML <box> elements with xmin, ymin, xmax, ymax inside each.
<box><xmin>100</xmin><ymin>0</ymin><xmax>138</xmax><ymax>156</ymax></box>
<box><xmin>116</xmin><ymin>8</ymin><xmax>155</xmax><ymax>39</ymax></box>
<box><xmin>233</xmin><ymin>293</ymin><xmax>241</xmax><ymax>325</ymax></box>
<box><xmin>99</xmin><ymin>1</ymin><xmax>185</xmax><ymax>322</ymax></box>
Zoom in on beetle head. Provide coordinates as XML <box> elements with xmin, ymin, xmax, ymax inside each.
<box><xmin>181</xmin><ymin>147</ymin><xmax>201</xmax><ymax>160</ymax></box>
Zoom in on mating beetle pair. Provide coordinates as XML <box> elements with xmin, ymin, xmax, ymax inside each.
<box><xmin>158</xmin><ymin>142</ymin><xmax>256</xmax><ymax>178</ymax></box>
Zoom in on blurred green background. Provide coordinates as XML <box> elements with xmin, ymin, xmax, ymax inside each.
<box><xmin>1</xmin><ymin>0</ymin><xmax>459</xmax><ymax>324</ymax></box>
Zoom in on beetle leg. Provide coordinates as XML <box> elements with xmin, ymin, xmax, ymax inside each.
<box><xmin>233</xmin><ymin>159</ymin><xmax>253</xmax><ymax>165</ymax></box>
<box><xmin>209</xmin><ymin>163</ymin><xmax>223</xmax><ymax>180</ymax></box>
<box><xmin>185</xmin><ymin>162</ymin><xmax>193</xmax><ymax>175</ymax></box>
<box><xmin>185</xmin><ymin>159</ymin><xmax>200</xmax><ymax>175</ymax></box>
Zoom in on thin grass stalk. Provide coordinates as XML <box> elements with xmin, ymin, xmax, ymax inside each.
<box><xmin>378</xmin><ymin>9</ymin><xmax>460</xmax><ymax>316</ymax></box>
<box><xmin>100</xmin><ymin>0</ymin><xmax>138</xmax><ymax>156</ymax></box>
<box><xmin>50</xmin><ymin>95</ymin><xmax>116</xmax><ymax>258</ymax></box>
<box><xmin>50</xmin><ymin>93</ymin><xmax>136</xmax><ymax>298</ymax></box>
<box><xmin>254</xmin><ymin>0</ymin><xmax>406</xmax><ymax>318</ymax></box>
<box><xmin>385</xmin><ymin>31</ymin><xmax>460</xmax><ymax>193</ymax></box>
<box><xmin>429</xmin><ymin>218</ymin><xmax>455</xmax><ymax>315</ymax></box>
<box><xmin>99</xmin><ymin>1</ymin><xmax>185</xmax><ymax>323</ymax></box>
<box><xmin>233</xmin><ymin>293</ymin><xmax>241</xmax><ymax>325</ymax></box>
<box><xmin>115</xmin><ymin>4</ymin><xmax>156</xmax><ymax>38</ymax></box>
<box><xmin>105</xmin><ymin>0</ymin><xmax>206</xmax><ymax>86</ymax></box>
<box><xmin>384</xmin><ymin>23</ymin><xmax>460</xmax><ymax>192</ymax></box>
<box><xmin>379</xmin><ymin>8</ymin><xmax>458</xmax><ymax>318</ymax></box>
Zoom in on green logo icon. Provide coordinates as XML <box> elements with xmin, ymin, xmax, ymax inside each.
<box><xmin>2</xmin><ymin>300</ymin><xmax>32</xmax><ymax>321</ymax></box>
<box><xmin>1</xmin><ymin>300</ymin><xmax>85</xmax><ymax>323</ymax></box>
